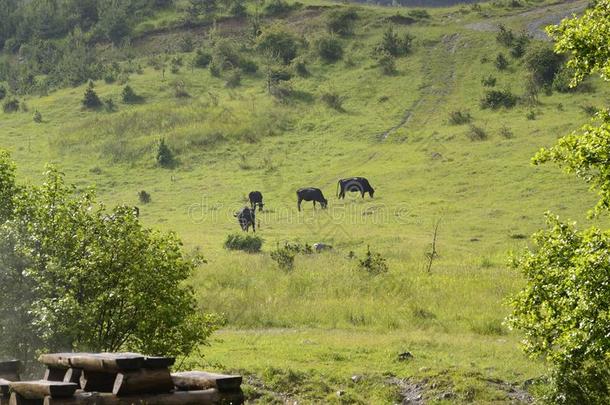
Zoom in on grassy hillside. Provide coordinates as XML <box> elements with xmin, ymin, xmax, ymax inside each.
<box><xmin>1</xmin><ymin>0</ymin><xmax>607</xmax><ymax>402</ymax></box>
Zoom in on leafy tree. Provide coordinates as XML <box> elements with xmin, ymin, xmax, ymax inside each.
<box><xmin>156</xmin><ymin>138</ymin><xmax>175</xmax><ymax>167</ymax></box>
<box><xmin>494</xmin><ymin>53</ymin><xmax>509</xmax><ymax>70</ymax></box>
<box><xmin>82</xmin><ymin>83</ymin><xmax>102</xmax><ymax>109</ymax></box>
<box><xmin>523</xmin><ymin>43</ymin><xmax>563</xmax><ymax>87</ymax></box>
<box><xmin>509</xmin><ymin>1</ymin><xmax>610</xmax><ymax>402</ymax></box>
<box><xmin>0</xmin><ymin>153</ymin><xmax>220</xmax><ymax>367</ymax></box>
<box><xmin>256</xmin><ymin>24</ymin><xmax>298</xmax><ymax>64</ymax></box>
<box><xmin>375</xmin><ymin>26</ymin><xmax>413</xmax><ymax>57</ymax></box>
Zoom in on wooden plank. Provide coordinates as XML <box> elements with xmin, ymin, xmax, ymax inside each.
<box><xmin>0</xmin><ymin>362</ymin><xmax>20</xmax><ymax>374</ymax></box>
<box><xmin>9</xmin><ymin>381</ymin><xmax>78</xmax><ymax>400</ymax></box>
<box><xmin>61</xmin><ymin>370</ymin><xmax>81</xmax><ymax>387</ymax></box>
<box><xmin>112</xmin><ymin>369</ymin><xmax>174</xmax><ymax>396</ymax></box>
<box><xmin>119</xmin><ymin>354</ymin><xmax>175</xmax><ymax>369</ymax></box>
<box><xmin>79</xmin><ymin>371</ymin><xmax>115</xmax><ymax>393</ymax></box>
<box><xmin>38</xmin><ymin>355</ymin><xmax>82</xmax><ymax>369</ymax></box>
<box><xmin>43</xmin><ymin>389</ymin><xmax>244</xmax><ymax>405</ymax></box>
<box><xmin>43</xmin><ymin>369</ymin><xmax>66</xmax><ymax>383</ymax></box>
<box><xmin>171</xmin><ymin>371</ymin><xmax>243</xmax><ymax>392</ymax></box>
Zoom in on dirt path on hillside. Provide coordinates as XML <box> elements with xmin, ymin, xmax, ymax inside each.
<box><xmin>465</xmin><ymin>0</ymin><xmax>587</xmax><ymax>40</ymax></box>
<box><xmin>379</xmin><ymin>33</ymin><xmax>460</xmax><ymax>141</ymax></box>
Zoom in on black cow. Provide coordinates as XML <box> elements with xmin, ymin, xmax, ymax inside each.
<box><xmin>297</xmin><ymin>188</ymin><xmax>328</xmax><ymax>211</ymax></box>
<box><xmin>234</xmin><ymin>206</ymin><xmax>256</xmax><ymax>232</ymax></box>
<box><xmin>337</xmin><ymin>177</ymin><xmax>375</xmax><ymax>199</ymax></box>
<box><xmin>248</xmin><ymin>191</ymin><xmax>264</xmax><ymax>211</ymax></box>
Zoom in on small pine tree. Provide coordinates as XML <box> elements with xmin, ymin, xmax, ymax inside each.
<box><xmin>156</xmin><ymin>138</ymin><xmax>174</xmax><ymax>167</ymax></box>
<box><xmin>122</xmin><ymin>85</ymin><xmax>141</xmax><ymax>104</ymax></box>
<box><xmin>82</xmin><ymin>83</ymin><xmax>102</xmax><ymax>109</ymax></box>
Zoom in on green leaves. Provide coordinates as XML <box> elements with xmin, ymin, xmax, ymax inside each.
<box><xmin>546</xmin><ymin>0</ymin><xmax>610</xmax><ymax>85</ymax></box>
<box><xmin>0</xmin><ymin>150</ymin><xmax>220</xmax><ymax>364</ymax></box>
<box><xmin>533</xmin><ymin>110</ymin><xmax>610</xmax><ymax>216</ymax></box>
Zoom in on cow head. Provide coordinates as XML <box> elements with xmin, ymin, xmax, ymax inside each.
<box><xmin>370</xmin><ymin>187</ymin><xmax>375</xmax><ymax>198</ymax></box>
<box><xmin>321</xmin><ymin>198</ymin><xmax>328</xmax><ymax>209</ymax></box>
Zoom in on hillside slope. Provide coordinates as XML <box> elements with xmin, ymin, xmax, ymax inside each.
<box><xmin>0</xmin><ymin>0</ymin><xmax>607</xmax><ymax>402</ymax></box>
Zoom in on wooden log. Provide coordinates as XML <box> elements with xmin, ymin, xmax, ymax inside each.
<box><xmin>8</xmin><ymin>392</ymin><xmax>42</xmax><ymax>405</ymax></box>
<box><xmin>69</xmin><ymin>354</ymin><xmax>143</xmax><ymax>373</ymax></box>
<box><xmin>43</xmin><ymin>389</ymin><xmax>244</xmax><ymax>405</ymax></box>
<box><xmin>117</xmin><ymin>354</ymin><xmax>175</xmax><ymax>369</ymax></box>
<box><xmin>1</xmin><ymin>378</ymin><xmax>10</xmax><ymax>397</ymax></box>
<box><xmin>79</xmin><ymin>371</ymin><xmax>115</xmax><ymax>393</ymax></box>
<box><xmin>171</xmin><ymin>372</ymin><xmax>243</xmax><ymax>392</ymax></box>
<box><xmin>61</xmin><ymin>370</ymin><xmax>81</xmax><ymax>387</ymax></box>
<box><xmin>112</xmin><ymin>369</ymin><xmax>174</xmax><ymax>396</ymax></box>
<box><xmin>38</xmin><ymin>355</ymin><xmax>83</xmax><ymax>369</ymax></box>
<box><xmin>9</xmin><ymin>381</ymin><xmax>78</xmax><ymax>400</ymax></box>
<box><xmin>43</xmin><ymin>369</ymin><xmax>66</xmax><ymax>383</ymax></box>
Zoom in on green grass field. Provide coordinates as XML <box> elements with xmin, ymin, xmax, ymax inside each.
<box><xmin>1</xmin><ymin>0</ymin><xmax>607</xmax><ymax>402</ymax></box>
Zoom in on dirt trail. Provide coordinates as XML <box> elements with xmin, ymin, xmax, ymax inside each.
<box><xmin>379</xmin><ymin>33</ymin><xmax>460</xmax><ymax>141</ymax></box>
<box><xmin>465</xmin><ymin>0</ymin><xmax>587</xmax><ymax>40</ymax></box>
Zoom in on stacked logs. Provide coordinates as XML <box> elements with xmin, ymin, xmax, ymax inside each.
<box><xmin>0</xmin><ymin>360</ymin><xmax>21</xmax><ymax>405</ymax></box>
<box><xmin>4</xmin><ymin>354</ymin><xmax>243</xmax><ymax>405</ymax></box>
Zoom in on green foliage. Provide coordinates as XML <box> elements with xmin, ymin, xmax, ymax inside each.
<box><xmin>228</xmin><ymin>0</ymin><xmax>247</xmax><ymax>17</ymax></box>
<box><xmin>82</xmin><ymin>85</ymin><xmax>102</xmax><ymax>109</ymax></box>
<box><xmin>193</xmin><ymin>49</ymin><xmax>212</xmax><ymax>68</ymax></box>
<box><xmin>547</xmin><ymin>0</ymin><xmax>610</xmax><ymax>85</ymax></box>
<box><xmin>534</xmin><ymin>111</ymin><xmax>610</xmax><ymax>214</ymax></box>
<box><xmin>326</xmin><ymin>8</ymin><xmax>359</xmax><ymax>37</ymax></box>
<box><xmin>33</xmin><ymin>110</ymin><xmax>42</xmax><ymax>123</ymax></box>
<box><xmin>239</xmin><ymin>59</ymin><xmax>258</xmax><ymax>74</ymax></box>
<box><xmin>448</xmin><ymin>110</ymin><xmax>472</xmax><ymax>125</ymax></box>
<box><xmin>494</xmin><ymin>53</ymin><xmax>509</xmax><ymax>70</ymax></box>
<box><xmin>467</xmin><ymin>124</ymin><xmax>487</xmax><ymax>141</ymax></box>
<box><xmin>509</xmin><ymin>33</ymin><xmax>529</xmax><ymax>59</ymax></box>
<box><xmin>358</xmin><ymin>246</ymin><xmax>388</xmax><ymax>275</ymax></box>
<box><xmin>122</xmin><ymin>85</ymin><xmax>142</xmax><ymax>104</ymax></box>
<box><xmin>212</xmin><ymin>38</ymin><xmax>241</xmax><ymax>70</ymax></box>
<box><xmin>156</xmin><ymin>138</ymin><xmax>175</xmax><ymax>167</ymax></box>
<box><xmin>224</xmin><ymin>233</ymin><xmax>263</xmax><ymax>253</ymax></box>
<box><xmin>377</xmin><ymin>51</ymin><xmax>396</xmax><ymax>75</ymax></box>
<box><xmin>0</xmin><ymin>153</ymin><xmax>219</xmax><ymax>365</ymax></box>
<box><xmin>495</xmin><ymin>24</ymin><xmax>514</xmax><ymax>47</ymax></box>
<box><xmin>375</xmin><ymin>26</ymin><xmax>414</xmax><ymax>57</ymax></box>
<box><xmin>481</xmin><ymin>75</ymin><xmax>497</xmax><ymax>87</ymax></box>
<box><xmin>480</xmin><ymin>89</ymin><xmax>517</xmax><ymax>109</ymax></box>
<box><xmin>270</xmin><ymin>242</ymin><xmax>312</xmax><ymax>271</ymax></box>
<box><xmin>2</xmin><ymin>97</ymin><xmax>19</xmax><ymax>113</ymax></box>
<box><xmin>263</xmin><ymin>0</ymin><xmax>297</xmax><ymax>16</ymax></box>
<box><xmin>138</xmin><ymin>190</ymin><xmax>151</xmax><ymax>204</ymax></box>
<box><xmin>256</xmin><ymin>24</ymin><xmax>298</xmax><ymax>64</ymax></box>
<box><xmin>314</xmin><ymin>35</ymin><xmax>343</xmax><ymax>63</ymax></box>
<box><xmin>225</xmin><ymin>71</ymin><xmax>241</xmax><ymax>88</ymax></box>
<box><xmin>0</xmin><ymin>85</ymin><xmax>6</xmax><ymax>100</ymax></box>
<box><xmin>523</xmin><ymin>44</ymin><xmax>563</xmax><ymax>87</ymax></box>
<box><xmin>552</xmin><ymin>66</ymin><xmax>578</xmax><ymax>93</ymax></box>
<box><xmin>509</xmin><ymin>215</ymin><xmax>610</xmax><ymax>403</ymax></box>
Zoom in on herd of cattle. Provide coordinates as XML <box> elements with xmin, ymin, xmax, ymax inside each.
<box><xmin>234</xmin><ymin>177</ymin><xmax>375</xmax><ymax>232</ymax></box>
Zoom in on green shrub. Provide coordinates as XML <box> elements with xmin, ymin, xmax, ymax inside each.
<box><xmin>377</xmin><ymin>52</ymin><xmax>396</xmax><ymax>75</ymax></box>
<box><xmin>494</xmin><ymin>53</ymin><xmax>509</xmax><ymax>70</ymax></box>
<box><xmin>376</xmin><ymin>26</ymin><xmax>414</xmax><ymax>57</ymax></box>
<box><xmin>552</xmin><ymin>66</ymin><xmax>577</xmax><ymax>93</ymax></box>
<box><xmin>481</xmin><ymin>75</ymin><xmax>497</xmax><ymax>87</ymax></box>
<box><xmin>256</xmin><ymin>24</ymin><xmax>298</xmax><ymax>64</ymax></box>
<box><xmin>239</xmin><ymin>59</ymin><xmax>258</xmax><ymax>74</ymax></box>
<box><xmin>293</xmin><ymin>58</ymin><xmax>309</xmax><ymax>77</ymax></box>
<box><xmin>480</xmin><ymin>89</ymin><xmax>517</xmax><ymax>109</ymax></box>
<box><xmin>358</xmin><ymin>246</ymin><xmax>388</xmax><ymax>275</ymax></box>
<box><xmin>448</xmin><ymin>110</ymin><xmax>472</xmax><ymax>125</ymax></box>
<box><xmin>156</xmin><ymin>138</ymin><xmax>174</xmax><ymax>167</ymax></box>
<box><xmin>193</xmin><ymin>50</ymin><xmax>212</xmax><ymax>68</ymax></box>
<box><xmin>408</xmin><ymin>9</ymin><xmax>430</xmax><ymax>19</ymax></box>
<box><xmin>33</xmin><ymin>110</ymin><xmax>42</xmax><ymax>123</ymax></box>
<box><xmin>2</xmin><ymin>97</ymin><xmax>19</xmax><ymax>113</ymax></box>
<box><xmin>321</xmin><ymin>91</ymin><xmax>345</xmax><ymax>111</ymax></box>
<box><xmin>270</xmin><ymin>242</ymin><xmax>312</xmax><ymax>270</ymax></box>
<box><xmin>104</xmin><ymin>98</ymin><xmax>117</xmax><ymax>112</ymax></box>
<box><xmin>173</xmin><ymin>81</ymin><xmax>190</xmax><ymax>98</ymax></box>
<box><xmin>499</xmin><ymin>125</ymin><xmax>513</xmax><ymax>138</ymax></box>
<box><xmin>326</xmin><ymin>8</ymin><xmax>359</xmax><ymax>36</ymax></box>
<box><xmin>122</xmin><ymin>85</ymin><xmax>143</xmax><ymax>104</ymax></box>
<box><xmin>0</xmin><ymin>86</ymin><xmax>6</xmax><ymax>100</ymax></box>
<box><xmin>510</xmin><ymin>34</ymin><xmax>529</xmax><ymax>58</ymax></box>
<box><xmin>225</xmin><ymin>71</ymin><xmax>241</xmax><ymax>88</ymax></box>
<box><xmin>526</xmin><ymin>110</ymin><xmax>537</xmax><ymax>120</ymax></box>
<box><xmin>263</xmin><ymin>0</ymin><xmax>297</xmax><ymax>16</ymax></box>
<box><xmin>524</xmin><ymin>43</ymin><xmax>563</xmax><ymax>87</ymax></box>
<box><xmin>212</xmin><ymin>39</ymin><xmax>241</xmax><ymax>69</ymax></box>
<box><xmin>467</xmin><ymin>124</ymin><xmax>488</xmax><ymax>141</ymax></box>
<box><xmin>314</xmin><ymin>35</ymin><xmax>343</xmax><ymax>63</ymax></box>
<box><xmin>82</xmin><ymin>86</ymin><xmax>102</xmax><ymax>109</ymax></box>
<box><xmin>179</xmin><ymin>35</ymin><xmax>195</xmax><ymax>52</ymax></box>
<box><xmin>224</xmin><ymin>234</ymin><xmax>263</xmax><ymax>253</ymax></box>
<box><xmin>495</xmin><ymin>24</ymin><xmax>514</xmax><ymax>47</ymax></box>
<box><xmin>138</xmin><ymin>190</ymin><xmax>151</xmax><ymax>204</ymax></box>
<box><xmin>229</xmin><ymin>0</ymin><xmax>247</xmax><ymax>17</ymax></box>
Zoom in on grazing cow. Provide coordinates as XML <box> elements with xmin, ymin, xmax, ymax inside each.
<box><xmin>234</xmin><ymin>206</ymin><xmax>256</xmax><ymax>232</ymax></box>
<box><xmin>297</xmin><ymin>188</ymin><xmax>328</xmax><ymax>211</ymax></box>
<box><xmin>337</xmin><ymin>177</ymin><xmax>375</xmax><ymax>199</ymax></box>
<box><xmin>248</xmin><ymin>191</ymin><xmax>264</xmax><ymax>211</ymax></box>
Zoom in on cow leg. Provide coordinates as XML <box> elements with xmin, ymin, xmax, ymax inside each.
<box><xmin>313</xmin><ymin>201</ymin><xmax>316</xmax><ymax>209</ymax></box>
<box><xmin>297</xmin><ymin>198</ymin><xmax>302</xmax><ymax>211</ymax></box>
